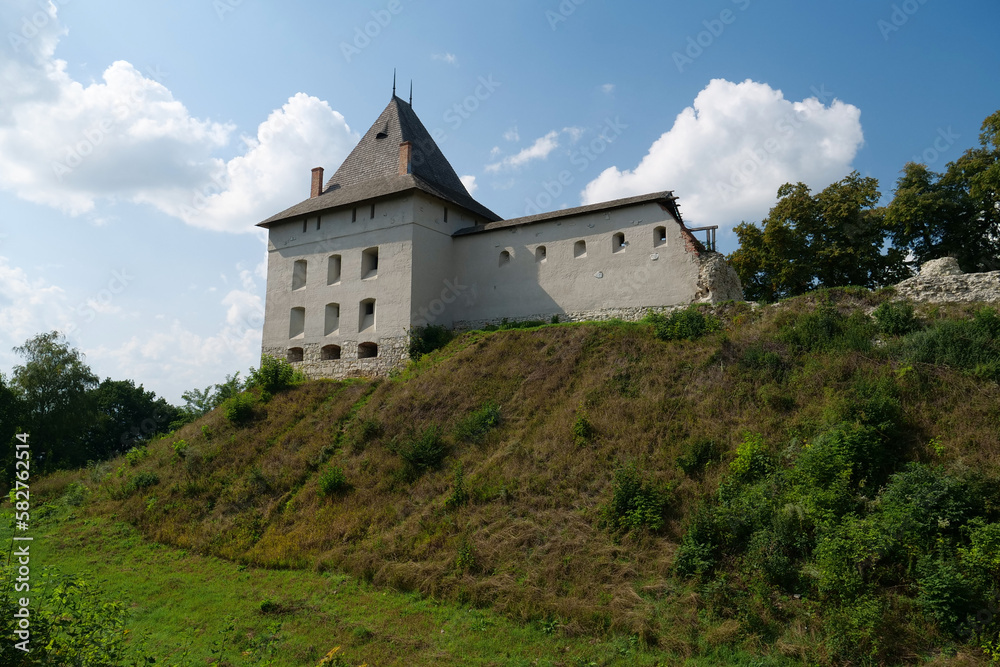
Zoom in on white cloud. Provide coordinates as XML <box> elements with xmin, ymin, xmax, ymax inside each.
<box><xmin>489</xmin><ymin>146</ymin><xmax>502</xmax><ymax>158</ymax></box>
<box><xmin>0</xmin><ymin>256</ymin><xmax>67</xmax><ymax>346</ymax></box>
<box><xmin>432</xmin><ymin>53</ymin><xmax>459</xmax><ymax>66</ymax></box>
<box><xmin>563</xmin><ymin>126</ymin><xmax>585</xmax><ymax>143</ymax></box>
<box><xmin>460</xmin><ymin>175</ymin><xmax>478</xmax><ymax>195</ymax></box>
<box><xmin>601</xmin><ymin>83</ymin><xmax>615</xmax><ymax>94</ymax></box>
<box><xmin>0</xmin><ymin>1</ymin><xmax>359</xmax><ymax>233</ymax></box>
<box><xmin>503</xmin><ymin>126</ymin><xmax>520</xmax><ymax>142</ymax></box>
<box><xmin>485</xmin><ymin>130</ymin><xmax>560</xmax><ymax>173</ymax></box>
<box><xmin>581</xmin><ymin>79</ymin><xmax>864</xmax><ymax>228</ymax></box>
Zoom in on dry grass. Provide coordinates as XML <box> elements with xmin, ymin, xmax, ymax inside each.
<box><xmin>66</xmin><ymin>289</ymin><xmax>1000</xmax><ymax>663</ymax></box>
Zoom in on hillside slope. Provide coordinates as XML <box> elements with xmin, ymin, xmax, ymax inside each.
<box><xmin>39</xmin><ymin>288</ymin><xmax>1000</xmax><ymax>664</ymax></box>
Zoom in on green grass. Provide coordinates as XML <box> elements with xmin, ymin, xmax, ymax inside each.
<box><xmin>7</xmin><ymin>289</ymin><xmax>1000</xmax><ymax>665</ymax></box>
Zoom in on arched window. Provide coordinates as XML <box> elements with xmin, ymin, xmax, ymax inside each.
<box><xmin>292</xmin><ymin>260</ymin><xmax>307</xmax><ymax>290</ymax></box>
<box><xmin>654</xmin><ymin>226</ymin><xmax>667</xmax><ymax>247</ymax></box>
<box><xmin>536</xmin><ymin>246</ymin><xmax>547</xmax><ymax>262</ymax></box>
<box><xmin>499</xmin><ymin>250</ymin><xmax>512</xmax><ymax>266</ymax></box>
<box><xmin>359</xmin><ymin>298</ymin><xmax>375</xmax><ymax>331</ymax></box>
<box><xmin>327</xmin><ymin>255</ymin><xmax>341</xmax><ymax>284</ymax></box>
<box><xmin>612</xmin><ymin>232</ymin><xmax>626</xmax><ymax>253</ymax></box>
<box><xmin>289</xmin><ymin>307</ymin><xmax>305</xmax><ymax>338</ymax></box>
<box><xmin>287</xmin><ymin>347</ymin><xmax>304</xmax><ymax>363</ymax></box>
<box><xmin>324</xmin><ymin>303</ymin><xmax>340</xmax><ymax>335</ymax></box>
<box><xmin>321</xmin><ymin>345</ymin><xmax>341</xmax><ymax>361</ymax></box>
<box><xmin>361</xmin><ymin>247</ymin><xmax>379</xmax><ymax>279</ymax></box>
<box><xmin>574</xmin><ymin>240</ymin><xmax>587</xmax><ymax>258</ymax></box>
<box><xmin>358</xmin><ymin>342</ymin><xmax>378</xmax><ymax>359</ymax></box>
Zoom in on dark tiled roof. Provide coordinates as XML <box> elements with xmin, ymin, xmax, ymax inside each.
<box><xmin>452</xmin><ymin>191</ymin><xmax>682</xmax><ymax>236</ymax></box>
<box><xmin>257</xmin><ymin>96</ymin><xmax>501</xmax><ymax>227</ymax></box>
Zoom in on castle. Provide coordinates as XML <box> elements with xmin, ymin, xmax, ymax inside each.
<box><xmin>257</xmin><ymin>93</ymin><xmax>743</xmax><ymax>378</ymax></box>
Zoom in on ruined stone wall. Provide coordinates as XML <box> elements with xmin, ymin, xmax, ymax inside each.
<box><xmin>892</xmin><ymin>257</ymin><xmax>1000</xmax><ymax>304</ymax></box>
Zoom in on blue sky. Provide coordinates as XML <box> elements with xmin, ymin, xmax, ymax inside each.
<box><xmin>1</xmin><ymin>0</ymin><xmax>997</xmax><ymax>404</ymax></box>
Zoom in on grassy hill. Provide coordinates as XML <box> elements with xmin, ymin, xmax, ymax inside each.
<box><xmin>8</xmin><ymin>288</ymin><xmax>1000</xmax><ymax>665</ymax></box>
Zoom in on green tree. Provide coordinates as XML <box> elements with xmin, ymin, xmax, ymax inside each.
<box><xmin>10</xmin><ymin>332</ymin><xmax>98</xmax><ymax>471</ymax></box>
<box><xmin>886</xmin><ymin>110</ymin><xmax>1000</xmax><ymax>272</ymax></box>
<box><xmin>0</xmin><ymin>373</ymin><xmax>26</xmax><ymax>492</ymax></box>
<box><xmin>728</xmin><ymin>173</ymin><xmax>906</xmax><ymax>302</ymax></box>
<box><xmin>177</xmin><ymin>372</ymin><xmax>245</xmax><ymax>423</ymax></box>
<box><xmin>84</xmin><ymin>378</ymin><xmax>181</xmax><ymax>458</ymax></box>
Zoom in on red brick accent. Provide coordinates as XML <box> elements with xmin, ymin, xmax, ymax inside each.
<box><xmin>310</xmin><ymin>167</ymin><xmax>324</xmax><ymax>198</ymax></box>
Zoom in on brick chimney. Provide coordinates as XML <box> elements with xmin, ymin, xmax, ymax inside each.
<box><xmin>310</xmin><ymin>167</ymin><xmax>324</xmax><ymax>198</ymax></box>
<box><xmin>398</xmin><ymin>142</ymin><xmax>413</xmax><ymax>175</ymax></box>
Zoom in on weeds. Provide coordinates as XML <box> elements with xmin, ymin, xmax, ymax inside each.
<box><xmin>454</xmin><ymin>402</ymin><xmax>501</xmax><ymax>443</ymax></box>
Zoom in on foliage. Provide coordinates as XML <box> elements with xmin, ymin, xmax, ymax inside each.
<box><xmin>247</xmin><ymin>356</ymin><xmax>304</xmax><ymax>397</ymax></box>
<box><xmin>644</xmin><ymin>307</ymin><xmax>720</xmax><ymax>341</ymax></box>
<box><xmin>872</xmin><ymin>300</ymin><xmax>920</xmax><ymax>336</ymax></box>
<box><xmin>600</xmin><ymin>462</ymin><xmax>671</xmax><ymax>534</ymax></box>
<box><xmin>408</xmin><ymin>324</ymin><xmax>454</xmax><ymax>360</ymax></box>
<box><xmin>318</xmin><ymin>466</ymin><xmax>349</xmax><ymax>496</ymax></box>
<box><xmin>0</xmin><ymin>564</ymin><xmax>154</xmax><ymax>666</ymax></box>
<box><xmin>481</xmin><ymin>318</ymin><xmax>548</xmax><ymax>332</ymax></box>
<box><xmin>895</xmin><ymin>307</ymin><xmax>1000</xmax><ymax>381</ymax></box>
<box><xmin>676</xmin><ymin>438</ymin><xmax>718</xmax><ymax>476</ymax></box>
<box><xmin>454</xmin><ymin>402</ymin><xmax>501</xmax><ymax>443</ymax></box>
<box><xmin>224</xmin><ymin>392</ymin><xmax>258</xmax><ymax>426</ymax></box>
<box><xmin>571</xmin><ymin>411</ymin><xmax>593</xmax><ymax>446</ymax></box>
<box><xmin>395</xmin><ymin>426</ymin><xmax>448</xmax><ymax>476</ymax></box>
<box><xmin>446</xmin><ymin>463</ymin><xmax>469</xmax><ymax>509</ymax></box>
<box><xmin>727</xmin><ymin>173</ymin><xmax>908</xmax><ymax>302</ymax></box>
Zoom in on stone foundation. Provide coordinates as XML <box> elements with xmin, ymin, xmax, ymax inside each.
<box><xmin>263</xmin><ymin>336</ymin><xmax>409</xmax><ymax>380</ymax></box>
<box><xmin>892</xmin><ymin>269</ymin><xmax>1000</xmax><ymax>304</ymax></box>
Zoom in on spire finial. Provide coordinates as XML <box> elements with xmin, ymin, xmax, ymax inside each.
<box><xmin>392</xmin><ymin>69</ymin><xmax>396</xmax><ymax>97</ymax></box>
<box><xmin>409</xmin><ymin>80</ymin><xmax>413</xmax><ymax>106</ymax></box>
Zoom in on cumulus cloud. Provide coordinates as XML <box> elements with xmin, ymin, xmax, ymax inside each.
<box><xmin>582</xmin><ymin>79</ymin><xmax>864</xmax><ymax>227</ymax></box>
<box><xmin>0</xmin><ymin>0</ymin><xmax>358</xmax><ymax>233</ymax></box>
<box><xmin>601</xmin><ymin>83</ymin><xmax>615</xmax><ymax>94</ymax></box>
<box><xmin>503</xmin><ymin>126</ymin><xmax>520</xmax><ymax>142</ymax></box>
<box><xmin>485</xmin><ymin>130</ymin><xmax>560</xmax><ymax>173</ymax></box>
<box><xmin>460</xmin><ymin>174</ymin><xmax>478</xmax><ymax>195</ymax></box>
<box><xmin>0</xmin><ymin>256</ymin><xmax>67</xmax><ymax>346</ymax></box>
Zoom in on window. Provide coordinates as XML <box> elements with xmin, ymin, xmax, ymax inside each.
<box><xmin>654</xmin><ymin>226</ymin><xmax>667</xmax><ymax>247</ymax></box>
<box><xmin>289</xmin><ymin>307</ymin><xmax>305</xmax><ymax>338</ymax></box>
<box><xmin>292</xmin><ymin>260</ymin><xmax>307</xmax><ymax>290</ymax></box>
<box><xmin>370</xmin><ymin>203</ymin><xmax>376</xmax><ymax>219</ymax></box>
<box><xmin>358</xmin><ymin>342</ymin><xmax>378</xmax><ymax>359</ymax></box>
<box><xmin>287</xmin><ymin>347</ymin><xmax>304</xmax><ymax>363</ymax></box>
<box><xmin>351</xmin><ymin>208</ymin><xmax>357</xmax><ymax>223</ymax></box>
<box><xmin>361</xmin><ymin>247</ymin><xmax>378</xmax><ymax>279</ymax></box>
<box><xmin>574</xmin><ymin>240</ymin><xmax>587</xmax><ymax>258</ymax></box>
<box><xmin>302</xmin><ymin>219</ymin><xmax>307</xmax><ymax>233</ymax></box>
<box><xmin>443</xmin><ymin>207</ymin><xmax>449</xmax><ymax>223</ymax></box>
<box><xmin>359</xmin><ymin>298</ymin><xmax>376</xmax><ymax>331</ymax></box>
<box><xmin>536</xmin><ymin>245</ymin><xmax>547</xmax><ymax>262</ymax></box>
<box><xmin>321</xmin><ymin>345</ymin><xmax>341</xmax><ymax>361</ymax></box>
<box><xmin>324</xmin><ymin>303</ymin><xmax>340</xmax><ymax>335</ymax></box>
<box><xmin>316</xmin><ymin>217</ymin><xmax>321</xmax><ymax>231</ymax></box>
<box><xmin>327</xmin><ymin>255</ymin><xmax>341</xmax><ymax>284</ymax></box>
<box><xmin>612</xmin><ymin>232</ymin><xmax>626</xmax><ymax>253</ymax></box>
<box><xmin>499</xmin><ymin>250</ymin><xmax>512</xmax><ymax>266</ymax></box>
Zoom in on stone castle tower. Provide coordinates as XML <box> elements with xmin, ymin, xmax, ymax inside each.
<box><xmin>257</xmin><ymin>94</ymin><xmax>742</xmax><ymax>378</ymax></box>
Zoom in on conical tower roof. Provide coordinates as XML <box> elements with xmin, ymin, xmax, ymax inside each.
<box><xmin>259</xmin><ymin>95</ymin><xmax>500</xmax><ymax>227</ymax></box>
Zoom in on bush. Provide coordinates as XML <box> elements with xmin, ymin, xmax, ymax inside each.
<box><xmin>644</xmin><ymin>307</ymin><xmax>720</xmax><ymax>341</ymax></box>
<box><xmin>897</xmin><ymin>307</ymin><xmax>1000</xmax><ymax>381</ymax></box>
<box><xmin>676</xmin><ymin>438</ymin><xmax>718</xmax><ymax>476</ymax></box>
<box><xmin>454</xmin><ymin>402</ymin><xmax>501</xmax><ymax>443</ymax></box>
<box><xmin>779</xmin><ymin>305</ymin><xmax>874</xmax><ymax>353</ymax></box>
<box><xmin>318</xmin><ymin>466</ymin><xmax>349</xmax><ymax>496</ymax></box>
<box><xmin>873</xmin><ymin>301</ymin><xmax>920</xmax><ymax>336</ymax></box>
<box><xmin>223</xmin><ymin>392</ymin><xmax>258</xmax><ymax>426</ymax></box>
<box><xmin>396</xmin><ymin>426</ymin><xmax>448</xmax><ymax>475</ymax></box>
<box><xmin>446</xmin><ymin>463</ymin><xmax>468</xmax><ymax>509</ymax></box>
<box><xmin>601</xmin><ymin>462</ymin><xmax>670</xmax><ymax>533</ymax></box>
<box><xmin>408</xmin><ymin>325</ymin><xmax>454</xmax><ymax>360</ymax></box>
<box><xmin>728</xmin><ymin>432</ymin><xmax>772</xmax><ymax>484</ymax></box>
<box><xmin>247</xmin><ymin>355</ymin><xmax>304</xmax><ymax>396</ymax></box>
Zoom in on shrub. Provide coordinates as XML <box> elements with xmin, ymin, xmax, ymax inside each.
<box><xmin>873</xmin><ymin>301</ymin><xmax>920</xmax><ymax>336</ymax></box>
<box><xmin>917</xmin><ymin>554</ymin><xmax>979</xmax><ymax>638</ymax></box>
<box><xmin>571</xmin><ymin>412</ymin><xmax>593</xmax><ymax>446</ymax></box>
<box><xmin>172</xmin><ymin>439</ymin><xmax>188</xmax><ymax>462</ymax></box>
<box><xmin>676</xmin><ymin>438</ymin><xmax>718</xmax><ymax>476</ymax></box>
<box><xmin>124</xmin><ymin>446</ymin><xmax>148</xmax><ymax>467</ymax></box>
<box><xmin>445</xmin><ymin>463</ymin><xmax>468</xmax><ymax>509</ymax></box>
<box><xmin>897</xmin><ymin>307</ymin><xmax>1000</xmax><ymax>381</ymax></box>
<box><xmin>318</xmin><ymin>466</ymin><xmax>349</xmax><ymax>496</ymax></box>
<box><xmin>729</xmin><ymin>432</ymin><xmax>772</xmax><ymax>484</ymax></box>
<box><xmin>408</xmin><ymin>325</ymin><xmax>454</xmax><ymax>360</ymax></box>
<box><xmin>396</xmin><ymin>426</ymin><xmax>448</xmax><ymax>475</ymax></box>
<box><xmin>247</xmin><ymin>355</ymin><xmax>304</xmax><ymax>396</ymax></box>
<box><xmin>644</xmin><ymin>306</ymin><xmax>720</xmax><ymax>341</ymax></box>
<box><xmin>223</xmin><ymin>392</ymin><xmax>258</xmax><ymax>426</ymax></box>
<box><xmin>600</xmin><ymin>462</ymin><xmax>670</xmax><ymax>533</ymax></box>
<box><xmin>454</xmin><ymin>402</ymin><xmax>501</xmax><ymax>443</ymax></box>
<box><xmin>779</xmin><ymin>305</ymin><xmax>874</xmax><ymax>353</ymax></box>
<box><xmin>675</xmin><ymin>504</ymin><xmax>721</xmax><ymax>577</ymax></box>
